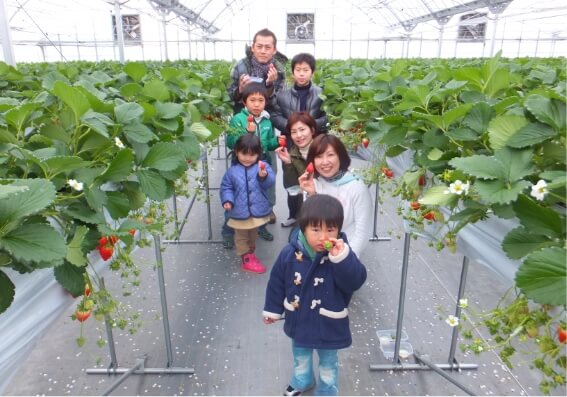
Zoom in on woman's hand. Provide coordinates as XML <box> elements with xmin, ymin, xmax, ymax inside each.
<box><xmin>223</xmin><ymin>202</ymin><xmax>232</xmax><ymax>211</ymax></box>
<box><xmin>275</xmin><ymin>146</ymin><xmax>291</xmax><ymax>164</ymax></box>
<box><xmin>298</xmin><ymin>171</ymin><xmax>316</xmax><ymax>196</ymax></box>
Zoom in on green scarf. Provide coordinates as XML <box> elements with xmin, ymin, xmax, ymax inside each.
<box><xmin>297</xmin><ymin>229</ymin><xmax>316</xmax><ymax>261</ymax></box>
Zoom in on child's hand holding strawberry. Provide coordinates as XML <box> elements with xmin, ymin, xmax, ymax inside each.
<box><xmin>258</xmin><ymin>160</ymin><xmax>267</xmax><ymax>178</ymax></box>
<box><xmin>246</xmin><ymin>114</ymin><xmax>255</xmax><ymax>133</ymax></box>
<box><xmin>223</xmin><ymin>202</ymin><xmax>232</xmax><ymax>211</ymax></box>
<box><xmin>325</xmin><ymin>238</ymin><xmax>345</xmax><ymax>257</ymax></box>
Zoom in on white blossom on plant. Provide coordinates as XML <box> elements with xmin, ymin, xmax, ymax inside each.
<box><xmin>530</xmin><ymin>180</ymin><xmax>548</xmax><ymax>201</ymax></box>
<box><xmin>445</xmin><ymin>315</ymin><xmax>460</xmax><ymax>327</ymax></box>
<box><xmin>67</xmin><ymin>179</ymin><xmax>84</xmax><ymax>191</ymax></box>
<box><xmin>458</xmin><ymin>298</ymin><xmax>469</xmax><ymax>308</ymax></box>
<box><xmin>444</xmin><ymin>180</ymin><xmax>470</xmax><ymax>195</ymax></box>
<box><xmin>114</xmin><ymin>137</ymin><xmax>125</xmax><ymax>149</ymax></box>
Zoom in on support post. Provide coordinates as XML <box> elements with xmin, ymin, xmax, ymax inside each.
<box><xmin>0</xmin><ymin>0</ymin><xmax>16</xmax><ymax>66</ymax></box>
<box><xmin>153</xmin><ymin>234</ymin><xmax>174</xmax><ymax>366</ymax></box>
<box><xmin>369</xmin><ymin>182</ymin><xmax>391</xmax><ymax>242</ymax></box>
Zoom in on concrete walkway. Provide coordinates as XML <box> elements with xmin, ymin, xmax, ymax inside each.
<box><xmin>4</xmin><ymin>142</ymin><xmax>564</xmax><ymax>396</ymax></box>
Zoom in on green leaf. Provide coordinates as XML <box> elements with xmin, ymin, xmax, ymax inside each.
<box><xmin>0</xmin><ymin>179</ymin><xmax>56</xmax><ymax>226</ymax></box>
<box><xmin>380</xmin><ymin>126</ymin><xmax>407</xmax><ymax>146</ymax></box>
<box><xmin>0</xmin><ymin>270</ymin><xmax>15</xmax><ymax>314</ymax></box>
<box><xmin>81</xmin><ymin>110</ymin><xmax>114</xmax><ymax>138</ymax></box>
<box><xmin>64</xmin><ymin>202</ymin><xmax>105</xmax><ymax>224</ymax></box>
<box><xmin>52</xmin><ymin>81</ymin><xmax>90</xmax><ymax>121</ymax></box>
<box><xmin>155</xmin><ymin>102</ymin><xmax>183</xmax><ymax>119</ymax></box>
<box><xmin>513</xmin><ymin>194</ymin><xmax>564</xmax><ymax>239</ymax></box>
<box><xmin>66</xmin><ymin>225</ymin><xmax>88</xmax><ymax>267</ymax></box>
<box><xmin>446</xmin><ymin>128</ymin><xmax>479</xmax><ymax>141</ymax></box>
<box><xmin>524</xmin><ymin>95</ymin><xmax>566</xmax><ymax>132</ymax></box>
<box><xmin>54</xmin><ymin>261</ymin><xmax>86</xmax><ymax>298</ymax></box>
<box><xmin>0</xmin><ymin>184</ymin><xmax>28</xmax><ymax>199</ymax></box>
<box><xmin>463</xmin><ymin>102</ymin><xmax>494</xmax><ymax>133</ymax></box>
<box><xmin>4</xmin><ymin>103</ymin><xmax>38</xmax><ymax>132</ymax></box>
<box><xmin>0</xmin><ymin>224</ymin><xmax>67</xmax><ymax>263</ymax></box>
<box><xmin>485</xmin><ymin>68</ymin><xmax>510</xmax><ymax>98</ymax></box>
<box><xmin>136</xmin><ymin>169</ymin><xmax>173</xmax><ymax>201</ymax></box>
<box><xmin>106</xmin><ymin>191</ymin><xmax>131</xmax><ymax>219</ymax></box>
<box><xmin>494</xmin><ymin>147</ymin><xmax>534</xmax><ymax>182</ymax></box>
<box><xmin>474</xmin><ymin>179</ymin><xmax>531</xmax><ymax>204</ymax></box>
<box><xmin>141</xmin><ymin>142</ymin><xmax>185</xmax><ymax>171</ymax></box>
<box><xmin>42</xmin><ymin>156</ymin><xmax>91</xmax><ymax>178</ymax></box>
<box><xmin>114</xmin><ymin>102</ymin><xmax>144</xmax><ymax>125</ymax></box>
<box><xmin>123</xmin><ymin>122</ymin><xmax>156</xmax><ymax>143</ymax></box>
<box><xmin>515</xmin><ymin>247</ymin><xmax>566</xmax><ymax>306</ymax></box>
<box><xmin>427</xmin><ymin>148</ymin><xmax>443</xmax><ymax>161</ymax></box>
<box><xmin>449</xmin><ymin>155</ymin><xmax>505</xmax><ymax>179</ymax></box>
<box><xmin>488</xmin><ymin>115</ymin><xmax>528</xmax><ymax>151</ymax></box>
<box><xmin>502</xmin><ymin>227</ymin><xmax>556</xmax><ymax>259</ymax></box>
<box><xmin>143</xmin><ymin>79</ymin><xmax>170</xmax><ymax>102</ymax></box>
<box><xmin>120</xmin><ymin>82</ymin><xmax>143</xmax><ymax>98</ymax></box>
<box><xmin>190</xmin><ymin>121</ymin><xmax>212</xmax><ymax>141</ymax></box>
<box><xmin>97</xmin><ymin>149</ymin><xmax>134</xmax><ymax>183</ymax></box>
<box><xmin>418</xmin><ymin>185</ymin><xmax>459</xmax><ymax>207</ymax></box>
<box><xmin>123</xmin><ymin>62</ymin><xmax>147</xmax><ymax>81</ymax></box>
<box><xmin>506</xmin><ymin>122</ymin><xmax>556</xmax><ymax>149</ymax></box>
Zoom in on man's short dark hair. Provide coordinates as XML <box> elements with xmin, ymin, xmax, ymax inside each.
<box><xmin>298</xmin><ymin>194</ymin><xmax>344</xmax><ymax>233</ymax></box>
<box><xmin>253</xmin><ymin>28</ymin><xmax>277</xmax><ymax>47</ymax></box>
<box><xmin>241</xmin><ymin>82</ymin><xmax>269</xmax><ymax>102</ymax></box>
<box><xmin>291</xmin><ymin>53</ymin><xmax>316</xmax><ymax>72</ymax></box>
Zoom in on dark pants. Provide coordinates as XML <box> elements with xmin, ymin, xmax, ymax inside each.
<box><xmin>287</xmin><ymin>193</ymin><xmax>303</xmax><ymax>219</ymax></box>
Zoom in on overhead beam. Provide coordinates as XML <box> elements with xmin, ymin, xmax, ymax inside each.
<box><xmin>388</xmin><ymin>0</ymin><xmax>513</xmax><ymax>31</ymax></box>
<box><xmin>148</xmin><ymin>0</ymin><xmax>219</xmax><ymax>34</ymax></box>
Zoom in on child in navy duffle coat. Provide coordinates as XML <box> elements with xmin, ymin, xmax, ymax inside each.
<box><xmin>263</xmin><ymin>194</ymin><xmax>367</xmax><ymax>396</ymax></box>
<box><xmin>220</xmin><ymin>134</ymin><xmax>275</xmax><ymax>274</ymax></box>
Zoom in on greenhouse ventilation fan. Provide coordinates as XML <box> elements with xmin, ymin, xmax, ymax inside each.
<box><xmin>287</xmin><ymin>13</ymin><xmax>315</xmax><ymax>41</ymax></box>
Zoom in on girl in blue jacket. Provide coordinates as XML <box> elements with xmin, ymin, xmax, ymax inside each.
<box><xmin>220</xmin><ymin>134</ymin><xmax>275</xmax><ymax>274</ymax></box>
<box><xmin>263</xmin><ymin>194</ymin><xmax>367</xmax><ymax>395</ymax></box>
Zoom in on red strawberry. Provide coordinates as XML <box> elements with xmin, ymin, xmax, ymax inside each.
<box><xmin>109</xmin><ymin>235</ymin><xmax>119</xmax><ymax>245</ymax></box>
<box><xmin>98</xmin><ymin>236</ymin><xmax>108</xmax><ymax>246</ymax></box>
<box><xmin>410</xmin><ymin>201</ymin><xmax>420</xmax><ymax>211</ymax></box>
<box><xmin>247</xmin><ymin>115</ymin><xmax>254</xmax><ymax>123</ymax></box>
<box><xmin>129</xmin><ymin>229</ymin><xmax>136</xmax><ymax>236</ymax></box>
<box><xmin>278</xmin><ymin>136</ymin><xmax>286</xmax><ymax>148</ymax></box>
<box><xmin>558</xmin><ymin>326</ymin><xmax>567</xmax><ymax>344</ymax></box>
<box><xmin>98</xmin><ymin>245</ymin><xmax>114</xmax><ymax>261</ymax></box>
<box><xmin>381</xmin><ymin>167</ymin><xmax>394</xmax><ymax>179</ymax></box>
<box><xmin>418</xmin><ymin>175</ymin><xmax>426</xmax><ymax>186</ymax></box>
<box><xmin>84</xmin><ymin>284</ymin><xmax>91</xmax><ymax>297</ymax></box>
<box><xmin>75</xmin><ymin>309</ymin><xmax>92</xmax><ymax>323</ymax></box>
<box><xmin>423</xmin><ymin>211</ymin><xmax>436</xmax><ymax>221</ymax></box>
<box><xmin>362</xmin><ymin>137</ymin><xmax>369</xmax><ymax>148</ymax></box>
<box><xmin>323</xmin><ymin>240</ymin><xmax>334</xmax><ymax>250</ymax></box>
<box><xmin>258</xmin><ymin>161</ymin><xmax>266</xmax><ymax>170</ymax></box>
<box><xmin>306</xmin><ymin>162</ymin><xmax>315</xmax><ymax>174</ymax></box>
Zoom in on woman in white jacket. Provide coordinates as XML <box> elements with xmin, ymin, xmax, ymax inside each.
<box><xmin>298</xmin><ymin>134</ymin><xmax>373</xmax><ymax>256</ymax></box>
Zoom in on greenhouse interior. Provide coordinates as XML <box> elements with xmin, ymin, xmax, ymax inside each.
<box><xmin>0</xmin><ymin>0</ymin><xmax>566</xmax><ymax>396</ymax></box>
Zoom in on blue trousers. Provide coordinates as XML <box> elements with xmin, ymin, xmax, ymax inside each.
<box><xmin>290</xmin><ymin>341</ymin><xmax>339</xmax><ymax>396</ymax></box>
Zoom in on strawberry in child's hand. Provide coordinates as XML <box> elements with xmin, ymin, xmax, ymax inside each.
<box><xmin>323</xmin><ymin>240</ymin><xmax>334</xmax><ymax>251</ymax></box>
<box><xmin>306</xmin><ymin>162</ymin><xmax>315</xmax><ymax>174</ymax></box>
<box><xmin>247</xmin><ymin>115</ymin><xmax>254</xmax><ymax>123</ymax></box>
<box><xmin>278</xmin><ymin>135</ymin><xmax>286</xmax><ymax>148</ymax></box>
<box><xmin>258</xmin><ymin>161</ymin><xmax>266</xmax><ymax>170</ymax></box>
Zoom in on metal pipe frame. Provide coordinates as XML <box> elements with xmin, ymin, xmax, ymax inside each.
<box><xmin>369</xmin><ymin>181</ymin><xmax>391</xmax><ymax>242</ymax></box>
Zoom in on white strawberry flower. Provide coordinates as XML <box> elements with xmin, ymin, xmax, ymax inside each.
<box><xmin>114</xmin><ymin>137</ymin><xmax>125</xmax><ymax>149</ymax></box>
<box><xmin>446</xmin><ymin>180</ymin><xmax>470</xmax><ymax>195</ymax></box>
<box><xmin>458</xmin><ymin>298</ymin><xmax>468</xmax><ymax>308</ymax></box>
<box><xmin>67</xmin><ymin>179</ymin><xmax>84</xmax><ymax>191</ymax></box>
<box><xmin>530</xmin><ymin>179</ymin><xmax>548</xmax><ymax>201</ymax></box>
<box><xmin>445</xmin><ymin>315</ymin><xmax>459</xmax><ymax>327</ymax></box>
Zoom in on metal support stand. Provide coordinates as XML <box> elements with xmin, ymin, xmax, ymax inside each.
<box><xmin>370</xmin><ymin>233</ymin><xmax>477</xmax><ymax>395</ymax></box>
<box><xmin>369</xmin><ymin>181</ymin><xmax>391</xmax><ymax>242</ymax></box>
<box><xmin>164</xmin><ymin>143</ymin><xmax>223</xmax><ymax>245</ymax></box>
<box><xmin>86</xmin><ymin>236</ymin><xmax>194</xmax><ymax>394</ymax></box>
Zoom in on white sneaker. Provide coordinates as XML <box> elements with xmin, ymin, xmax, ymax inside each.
<box><xmin>281</xmin><ymin>218</ymin><xmax>296</xmax><ymax>227</ymax></box>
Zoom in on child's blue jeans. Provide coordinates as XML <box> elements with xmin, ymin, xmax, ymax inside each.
<box><xmin>290</xmin><ymin>341</ymin><xmax>339</xmax><ymax>396</ymax></box>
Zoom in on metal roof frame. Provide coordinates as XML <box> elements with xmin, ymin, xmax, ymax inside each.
<box><xmin>147</xmin><ymin>0</ymin><xmax>219</xmax><ymax>34</ymax></box>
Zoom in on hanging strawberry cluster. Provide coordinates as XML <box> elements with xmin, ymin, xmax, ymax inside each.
<box><xmin>97</xmin><ymin>235</ymin><xmax>120</xmax><ymax>261</ymax></box>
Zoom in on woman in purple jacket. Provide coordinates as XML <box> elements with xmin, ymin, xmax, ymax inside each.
<box><xmin>220</xmin><ymin>134</ymin><xmax>275</xmax><ymax>274</ymax></box>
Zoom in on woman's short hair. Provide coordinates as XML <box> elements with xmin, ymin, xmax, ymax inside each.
<box><xmin>298</xmin><ymin>194</ymin><xmax>344</xmax><ymax>233</ymax></box>
<box><xmin>286</xmin><ymin>111</ymin><xmax>317</xmax><ymax>137</ymax></box>
<box><xmin>241</xmin><ymin>82</ymin><xmax>268</xmax><ymax>102</ymax></box>
<box><xmin>306</xmin><ymin>134</ymin><xmax>351</xmax><ymax>177</ymax></box>
<box><xmin>233</xmin><ymin>133</ymin><xmax>262</xmax><ymax>158</ymax></box>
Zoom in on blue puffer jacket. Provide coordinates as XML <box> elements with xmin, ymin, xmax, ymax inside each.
<box><xmin>220</xmin><ymin>161</ymin><xmax>275</xmax><ymax>220</ymax></box>
<box><xmin>263</xmin><ymin>232</ymin><xmax>367</xmax><ymax>350</ymax></box>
